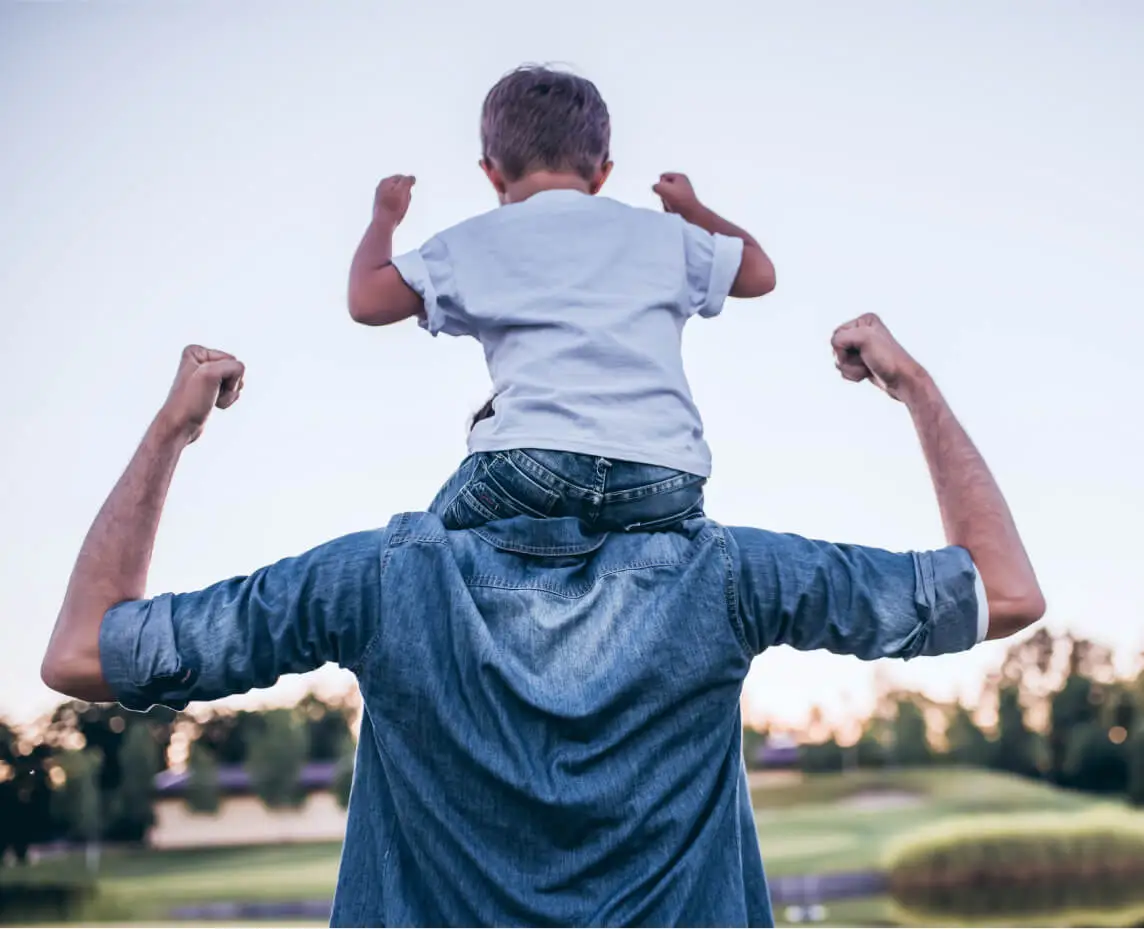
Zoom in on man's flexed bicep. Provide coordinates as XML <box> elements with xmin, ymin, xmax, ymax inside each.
<box><xmin>99</xmin><ymin>529</ymin><xmax>385</xmax><ymax>711</ymax></box>
<box><xmin>725</xmin><ymin>527</ymin><xmax>985</xmax><ymax>661</ymax></box>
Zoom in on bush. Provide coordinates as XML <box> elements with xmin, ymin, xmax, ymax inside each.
<box><xmin>0</xmin><ymin>872</ymin><xmax>100</xmax><ymax>923</ymax></box>
<box><xmin>885</xmin><ymin>808</ymin><xmax>1144</xmax><ymax>927</ymax></box>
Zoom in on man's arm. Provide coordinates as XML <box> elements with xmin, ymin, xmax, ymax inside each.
<box><xmin>653</xmin><ymin>172</ymin><xmax>776</xmax><ymax>299</ymax></box>
<box><xmin>41</xmin><ymin>346</ymin><xmax>386</xmax><ymax>710</ymax></box>
<box><xmin>347</xmin><ymin>174</ymin><xmax>424</xmax><ymax>326</ymax></box>
<box><xmin>731</xmin><ymin>314</ymin><xmax>1043</xmax><ymax>660</ymax></box>
<box><xmin>831</xmin><ymin>314</ymin><xmax>1045</xmax><ymax>639</ymax></box>
<box><xmin>41</xmin><ymin>347</ymin><xmax>245</xmax><ymax>700</ymax></box>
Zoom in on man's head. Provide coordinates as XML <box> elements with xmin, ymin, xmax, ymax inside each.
<box><xmin>480</xmin><ymin>65</ymin><xmax>612</xmax><ymax>203</ymax></box>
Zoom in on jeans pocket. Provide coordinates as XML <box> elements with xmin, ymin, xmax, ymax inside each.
<box><xmin>444</xmin><ymin>482</ymin><xmax>511</xmax><ymax>528</ymax></box>
<box><xmin>484</xmin><ymin>453</ymin><xmax>560</xmax><ymax>517</ymax></box>
<box><xmin>613</xmin><ymin>482</ymin><xmax>706</xmax><ymax>532</ymax></box>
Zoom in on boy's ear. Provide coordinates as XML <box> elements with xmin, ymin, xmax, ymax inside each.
<box><xmin>480</xmin><ymin>158</ymin><xmax>508</xmax><ymax>202</ymax></box>
<box><xmin>589</xmin><ymin>160</ymin><xmax>614</xmax><ymax>195</ymax></box>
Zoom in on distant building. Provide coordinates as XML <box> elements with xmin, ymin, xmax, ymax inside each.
<box><xmin>748</xmin><ymin>734</ymin><xmax>800</xmax><ymax>770</ymax></box>
<box><xmin>151</xmin><ymin>762</ymin><xmax>346</xmax><ymax>849</ymax></box>
<box><xmin>746</xmin><ymin>734</ymin><xmax>802</xmax><ymax>789</ymax></box>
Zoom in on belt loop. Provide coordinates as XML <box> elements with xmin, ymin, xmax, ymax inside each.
<box><xmin>593</xmin><ymin>457</ymin><xmax>612</xmax><ymax>496</ymax></box>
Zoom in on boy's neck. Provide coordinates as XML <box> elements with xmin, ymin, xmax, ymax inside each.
<box><xmin>502</xmin><ymin>171</ymin><xmax>592</xmax><ymax>204</ymax></box>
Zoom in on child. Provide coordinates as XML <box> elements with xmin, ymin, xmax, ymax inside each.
<box><xmin>347</xmin><ymin>65</ymin><xmax>776</xmax><ymax>531</ymax></box>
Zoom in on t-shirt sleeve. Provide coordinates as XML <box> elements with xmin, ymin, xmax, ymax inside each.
<box><xmin>726</xmin><ymin>526</ymin><xmax>985</xmax><ymax>660</ymax></box>
<box><xmin>390</xmin><ymin>235</ymin><xmax>475</xmax><ymax>338</ymax></box>
<box><xmin>680</xmin><ymin>219</ymin><xmax>744</xmax><ymax>319</ymax></box>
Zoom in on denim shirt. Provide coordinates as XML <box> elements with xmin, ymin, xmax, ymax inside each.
<box><xmin>99</xmin><ymin>514</ymin><xmax>983</xmax><ymax>927</ymax></box>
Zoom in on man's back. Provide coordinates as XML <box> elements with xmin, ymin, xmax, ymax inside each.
<box><xmin>341</xmin><ymin>514</ymin><xmax>762</xmax><ymax>926</ymax></box>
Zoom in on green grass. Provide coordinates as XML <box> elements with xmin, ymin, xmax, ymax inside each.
<box><xmin>4</xmin><ymin>767</ymin><xmax>1106</xmax><ymax>927</ymax></box>
<box><xmin>752</xmin><ymin>766</ymin><xmax>1096</xmax><ymax>878</ymax></box>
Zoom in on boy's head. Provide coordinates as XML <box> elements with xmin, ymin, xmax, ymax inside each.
<box><xmin>480</xmin><ymin>65</ymin><xmax>612</xmax><ymax>201</ymax></box>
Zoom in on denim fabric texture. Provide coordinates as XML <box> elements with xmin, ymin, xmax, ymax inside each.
<box><xmin>431</xmin><ymin>449</ymin><xmax>706</xmax><ymax>533</ymax></box>
<box><xmin>99</xmin><ymin>514</ymin><xmax>982</xmax><ymax>927</ymax></box>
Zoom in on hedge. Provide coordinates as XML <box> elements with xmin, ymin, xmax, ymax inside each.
<box><xmin>884</xmin><ymin>806</ymin><xmax>1144</xmax><ymax>927</ymax></box>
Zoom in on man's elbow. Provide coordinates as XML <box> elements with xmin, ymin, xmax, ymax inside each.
<box><xmin>40</xmin><ymin>651</ymin><xmax>79</xmax><ymax>699</ymax></box>
<box><xmin>40</xmin><ymin>638</ymin><xmax>111</xmax><ymax>703</ymax></box>
<box><xmin>986</xmin><ymin>589</ymin><xmax>1047</xmax><ymax>641</ymax></box>
<box><xmin>40</xmin><ymin>654</ymin><xmax>64</xmax><ymax>695</ymax></box>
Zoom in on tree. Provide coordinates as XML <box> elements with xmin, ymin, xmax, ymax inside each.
<box><xmin>52</xmin><ymin>750</ymin><xmax>103</xmax><ymax>873</ymax></box>
<box><xmin>109</xmin><ymin>723</ymin><xmax>161</xmax><ymax>843</ymax></box>
<box><xmin>946</xmin><ymin>704</ymin><xmax>990</xmax><ymax>768</ymax></box>
<box><xmin>245</xmin><ymin>709</ymin><xmax>309</xmax><ymax>809</ymax></box>
<box><xmin>298</xmin><ymin>693</ymin><xmax>354</xmax><ymax>762</ymax></box>
<box><xmin>856</xmin><ymin>729</ymin><xmax>888</xmax><ymax>769</ymax></box>
<box><xmin>1061</xmin><ymin>722</ymin><xmax>1127</xmax><ymax>795</ymax></box>
<box><xmin>992</xmin><ymin>686</ymin><xmax>1038</xmax><ymax>778</ymax></box>
<box><xmin>43</xmin><ymin>701</ymin><xmax>173</xmax><ymax>843</ymax></box>
<box><xmin>333</xmin><ymin>744</ymin><xmax>355</xmax><ymax>810</ymax></box>
<box><xmin>185</xmin><ymin>741</ymin><xmax>220</xmax><ymax>815</ymax></box>
<box><xmin>800</xmin><ymin>737</ymin><xmax>844</xmax><ymax>774</ymax></box>
<box><xmin>1127</xmin><ymin>726</ymin><xmax>1144</xmax><ymax>808</ymax></box>
<box><xmin>891</xmin><ymin>698</ymin><xmax>932</xmax><ymax>767</ymax></box>
<box><xmin>195</xmin><ymin>709</ymin><xmax>265</xmax><ymax>765</ymax></box>
<box><xmin>0</xmin><ymin>739</ymin><xmax>53</xmax><ymax>865</ymax></box>
<box><xmin>741</xmin><ymin>726</ymin><xmax>766</xmax><ymax>770</ymax></box>
<box><xmin>1049</xmin><ymin>673</ymin><xmax>1099</xmax><ymax>785</ymax></box>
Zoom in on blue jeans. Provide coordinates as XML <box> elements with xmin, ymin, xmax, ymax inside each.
<box><xmin>430</xmin><ymin>449</ymin><xmax>706</xmax><ymax>532</ymax></box>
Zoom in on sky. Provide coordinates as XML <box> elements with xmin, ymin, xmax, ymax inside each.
<box><xmin>1</xmin><ymin>0</ymin><xmax>1141</xmax><ymax>730</ymax></box>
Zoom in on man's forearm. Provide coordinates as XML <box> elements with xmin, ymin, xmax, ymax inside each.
<box><xmin>42</xmin><ymin>417</ymin><xmax>186</xmax><ymax>700</ymax></box>
<box><xmin>678</xmin><ymin>202</ymin><xmax>761</xmax><ymax>250</ymax></box>
<box><xmin>900</xmin><ymin>373</ymin><xmax>1045</xmax><ymax>638</ymax></box>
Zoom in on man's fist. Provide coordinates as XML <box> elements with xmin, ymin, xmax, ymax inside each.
<box><xmin>159</xmin><ymin>345</ymin><xmax>245</xmax><ymax>445</ymax></box>
<box><xmin>652</xmin><ymin>173</ymin><xmax>700</xmax><ymax>215</ymax></box>
<box><xmin>830</xmin><ymin>314</ymin><xmax>926</xmax><ymax>402</ymax></box>
<box><xmin>373</xmin><ymin>175</ymin><xmax>416</xmax><ymax>227</ymax></box>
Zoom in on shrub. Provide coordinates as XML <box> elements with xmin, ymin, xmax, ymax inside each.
<box><xmin>885</xmin><ymin>807</ymin><xmax>1144</xmax><ymax>927</ymax></box>
<box><xmin>0</xmin><ymin>872</ymin><xmax>100</xmax><ymax>923</ymax></box>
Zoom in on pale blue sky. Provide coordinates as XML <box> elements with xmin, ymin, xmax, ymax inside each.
<box><xmin>1</xmin><ymin>1</ymin><xmax>1141</xmax><ymax>728</ymax></box>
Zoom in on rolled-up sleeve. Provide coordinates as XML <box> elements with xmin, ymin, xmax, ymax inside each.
<box><xmin>98</xmin><ymin>528</ymin><xmax>390</xmax><ymax>712</ymax></box>
<box><xmin>680</xmin><ymin>219</ymin><xmax>744</xmax><ymax>319</ymax></box>
<box><xmin>726</xmin><ymin>526</ymin><xmax>983</xmax><ymax>660</ymax></box>
<box><xmin>391</xmin><ymin>235</ymin><xmax>473</xmax><ymax>338</ymax></box>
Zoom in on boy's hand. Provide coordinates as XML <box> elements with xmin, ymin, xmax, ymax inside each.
<box><xmin>373</xmin><ymin>175</ymin><xmax>416</xmax><ymax>227</ymax></box>
<box><xmin>653</xmin><ymin>173</ymin><xmax>700</xmax><ymax>215</ymax></box>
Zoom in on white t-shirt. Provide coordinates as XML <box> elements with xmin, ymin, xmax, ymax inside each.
<box><xmin>392</xmin><ymin>189</ymin><xmax>743</xmax><ymax>477</ymax></box>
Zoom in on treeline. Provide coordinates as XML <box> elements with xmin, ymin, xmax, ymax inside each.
<box><xmin>0</xmin><ymin>693</ymin><xmax>357</xmax><ymax>864</ymax></box>
<box><xmin>756</xmin><ymin>629</ymin><xmax>1144</xmax><ymax>803</ymax></box>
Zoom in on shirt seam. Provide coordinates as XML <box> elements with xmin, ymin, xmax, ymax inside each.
<box><xmin>349</xmin><ymin>513</ymin><xmax>410</xmax><ymax>677</ymax></box>
<box><xmin>718</xmin><ymin>527</ymin><xmax>753</xmax><ymax>657</ymax></box>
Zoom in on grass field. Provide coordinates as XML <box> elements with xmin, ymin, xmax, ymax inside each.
<box><xmin>3</xmin><ymin>767</ymin><xmax>1104</xmax><ymax>927</ymax></box>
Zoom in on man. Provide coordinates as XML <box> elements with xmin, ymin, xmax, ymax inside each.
<box><xmin>41</xmin><ymin>314</ymin><xmax>1043</xmax><ymax>927</ymax></box>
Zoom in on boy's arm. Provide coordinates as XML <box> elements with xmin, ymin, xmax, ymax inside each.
<box><xmin>654</xmin><ymin>173</ymin><xmax>776</xmax><ymax>299</ymax></box>
<box><xmin>347</xmin><ymin>175</ymin><xmax>424</xmax><ymax>326</ymax></box>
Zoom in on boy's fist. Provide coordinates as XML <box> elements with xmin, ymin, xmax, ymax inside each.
<box><xmin>653</xmin><ymin>173</ymin><xmax>700</xmax><ymax>215</ymax></box>
<box><xmin>374</xmin><ymin>175</ymin><xmax>416</xmax><ymax>226</ymax></box>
